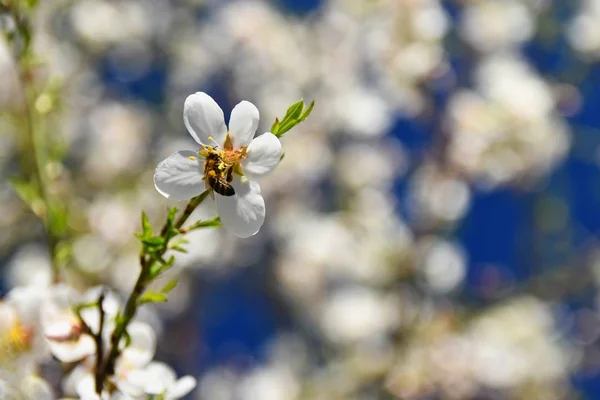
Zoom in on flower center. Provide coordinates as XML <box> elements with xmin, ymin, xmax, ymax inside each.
<box><xmin>0</xmin><ymin>321</ymin><xmax>33</xmax><ymax>360</ymax></box>
<box><xmin>198</xmin><ymin>134</ymin><xmax>247</xmax><ymax>176</ymax></box>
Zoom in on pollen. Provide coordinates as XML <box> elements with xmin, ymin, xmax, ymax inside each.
<box><xmin>0</xmin><ymin>321</ymin><xmax>33</xmax><ymax>359</ymax></box>
<box><xmin>189</xmin><ymin>156</ymin><xmax>196</xmax><ymax>161</ymax></box>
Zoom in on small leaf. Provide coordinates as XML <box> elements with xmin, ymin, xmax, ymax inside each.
<box><xmin>272</xmin><ymin>99</ymin><xmax>316</xmax><ymax>138</ymax></box>
<box><xmin>9</xmin><ymin>176</ymin><xmax>40</xmax><ymax>208</ymax></box>
<box><xmin>280</xmin><ymin>152</ymin><xmax>285</xmax><ymax>161</ymax></box>
<box><xmin>123</xmin><ymin>330</ymin><xmax>132</xmax><ymax>347</ymax></box>
<box><xmin>166</xmin><ymin>207</ymin><xmax>178</xmax><ymax>226</ymax></box>
<box><xmin>171</xmin><ymin>245</ymin><xmax>188</xmax><ymax>253</ymax></box>
<box><xmin>138</xmin><ymin>292</ymin><xmax>168</xmax><ymax>305</ymax></box>
<box><xmin>54</xmin><ymin>240</ymin><xmax>72</xmax><ymax>265</ymax></box>
<box><xmin>270</xmin><ymin>118</ymin><xmax>280</xmax><ymax>135</ymax></box>
<box><xmin>184</xmin><ymin>216</ymin><xmax>222</xmax><ymax>232</ymax></box>
<box><xmin>161</xmin><ymin>280</ymin><xmax>178</xmax><ymax>294</ymax></box>
<box><xmin>299</xmin><ymin>100</ymin><xmax>315</xmax><ymax>121</ymax></box>
<box><xmin>158</xmin><ymin>255</ymin><xmax>175</xmax><ymax>266</ymax></box>
<box><xmin>142</xmin><ymin>237</ymin><xmax>164</xmax><ymax>247</ymax></box>
<box><xmin>141</xmin><ymin>211</ymin><xmax>153</xmax><ymax>238</ymax></box>
<box><xmin>148</xmin><ymin>261</ymin><xmax>164</xmax><ymax>279</ymax></box>
<box><xmin>148</xmin><ymin>256</ymin><xmax>175</xmax><ymax>279</ymax></box>
<box><xmin>283</xmin><ymin>99</ymin><xmax>305</xmax><ymax>121</ymax></box>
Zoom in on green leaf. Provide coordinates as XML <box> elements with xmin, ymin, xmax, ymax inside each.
<box><xmin>271</xmin><ymin>99</ymin><xmax>315</xmax><ymax>138</ymax></box>
<box><xmin>9</xmin><ymin>176</ymin><xmax>40</xmax><ymax>208</ymax></box>
<box><xmin>170</xmin><ymin>245</ymin><xmax>188</xmax><ymax>253</ymax></box>
<box><xmin>49</xmin><ymin>202</ymin><xmax>69</xmax><ymax>236</ymax></box>
<box><xmin>138</xmin><ymin>292</ymin><xmax>168</xmax><ymax>305</ymax></box>
<box><xmin>299</xmin><ymin>100</ymin><xmax>315</xmax><ymax>121</ymax></box>
<box><xmin>123</xmin><ymin>330</ymin><xmax>132</xmax><ymax>347</ymax></box>
<box><xmin>283</xmin><ymin>99</ymin><xmax>305</xmax><ymax>121</ymax></box>
<box><xmin>141</xmin><ymin>236</ymin><xmax>164</xmax><ymax>247</ymax></box>
<box><xmin>141</xmin><ymin>211</ymin><xmax>153</xmax><ymax>238</ymax></box>
<box><xmin>166</xmin><ymin>207</ymin><xmax>178</xmax><ymax>226</ymax></box>
<box><xmin>183</xmin><ymin>216</ymin><xmax>222</xmax><ymax>233</ymax></box>
<box><xmin>161</xmin><ymin>279</ymin><xmax>178</xmax><ymax>294</ymax></box>
<box><xmin>148</xmin><ymin>256</ymin><xmax>175</xmax><ymax>279</ymax></box>
<box><xmin>168</xmin><ymin>237</ymin><xmax>189</xmax><ymax>253</ymax></box>
<box><xmin>270</xmin><ymin>118</ymin><xmax>281</xmax><ymax>135</ymax></box>
<box><xmin>148</xmin><ymin>261</ymin><xmax>163</xmax><ymax>279</ymax></box>
<box><xmin>280</xmin><ymin>152</ymin><xmax>285</xmax><ymax>161</ymax></box>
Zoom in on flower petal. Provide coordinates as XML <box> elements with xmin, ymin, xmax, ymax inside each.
<box><xmin>216</xmin><ymin>178</ymin><xmax>265</xmax><ymax>238</ymax></box>
<box><xmin>240</xmin><ymin>133</ymin><xmax>282</xmax><ymax>181</ymax></box>
<box><xmin>47</xmin><ymin>334</ymin><xmax>95</xmax><ymax>363</ymax></box>
<box><xmin>167</xmin><ymin>376</ymin><xmax>197</xmax><ymax>399</ymax></box>
<box><xmin>129</xmin><ymin>362</ymin><xmax>176</xmax><ymax>394</ymax></box>
<box><xmin>121</xmin><ymin>322</ymin><xmax>156</xmax><ymax>367</ymax></box>
<box><xmin>22</xmin><ymin>376</ymin><xmax>54</xmax><ymax>400</ymax></box>
<box><xmin>228</xmin><ymin>100</ymin><xmax>259</xmax><ymax>148</ymax></box>
<box><xmin>154</xmin><ymin>151</ymin><xmax>205</xmax><ymax>201</ymax></box>
<box><xmin>183</xmin><ymin>92</ymin><xmax>227</xmax><ymax>146</ymax></box>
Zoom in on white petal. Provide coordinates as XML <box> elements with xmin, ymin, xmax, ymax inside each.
<box><xmin>47</xmin><ymin>334</ymin><xmax>95</xmax><ymax>362</ymax></box>
<box><xmin>44</xmin><ymin>318</ymin><xmax>75</xmax><ymax>340</ymax></box>
<box><xmin>240</xmin><ymin>133</ymin><xmax>282</xmax><ymax>180</ymax></box>
<box><xmin>228</xmin><ymin>100</ymin><xmax>259</xmax><ymax>148</ymax></box>
<box><xmin>80</xmin><ymin>287</ymin><xmax>121</xmax><ymax>319</ymax></box>
<box><xmin>75</xmin><ymin>374</ymin><xmax>98</xmax><ymax>400</ymax></box>
<box><xmin>22</xmin><ymin>376</ymin><xmax>54</xmax><ymax>400</ymax></box>
<box><xmin>154</xmin><ymin>151</ymin><xmax>205</xmax><ymax>201</ymax></box>
<box><xmin>121</xmin><ymin>322</ymin><xmax>156</xmax><ymax>367</ymax></box>
<box><xmin>6</xmin><ymin>286</ymin><xmax>45</xmax><ymax>326</ymax></box>
<box><xmin>48</xmin><ymin>284</ymin><xmax>79</xmax><ymax>308</ymax></box>
<box><xmin>0</xmin><ymin>303</ymin><xmax>17</xmax><ymax>333</ymax></box>
<box><xmin>114</xmin><ymin>370</ymin><xmax>145</xmax><ymax>397</ymax></box>
<box><xmin>216</xmin><ymin>178</ymin><xmax>265</xmax><ymax>238</ymax></box>
<box><xmin>133</xmin><ymin>362</ymin><xmax>176</xmax><ymax>394</ymax></box>
<box><xmin>61</xmin><ymin>364</ymin><xmax>88</xmax><ymax>396</ymax></box>
<box><xmin>167</xmin><ymin>376</ymin><xmax>197</xmax><ymax>399</ymax></box>
<box><xmin>183</xmin><ymin>92</ymin><xmax>227</xmax><ymax>146</ymax></box>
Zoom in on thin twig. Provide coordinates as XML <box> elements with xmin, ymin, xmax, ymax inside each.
<box><xmin>94</xmin><ymin>290</ymin><xmax>106</xmax><ymax>394</ymax></box>
<box><xmin>98</xmin><ymin>190</ymin><xmax>211</xmax><ymax>385</ymax></box>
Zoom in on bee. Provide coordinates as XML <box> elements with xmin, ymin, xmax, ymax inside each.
<box><xmin>203</xmin><ymin>152</ymin><xmax>235</xmax><ymax>196</ymax></box>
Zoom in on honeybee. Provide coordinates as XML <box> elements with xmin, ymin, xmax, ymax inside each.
<box><xmin>203</xmin><ymin>152</ymin><xmax>235</xmax><ymax>196</ymax></box>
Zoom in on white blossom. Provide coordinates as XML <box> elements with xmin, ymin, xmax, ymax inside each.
<box><xmin>154</xmin><ymin>92</ymin><xmax>282</xmax><ymax>237</ymax></box>
<box><xmin>127</xmin><ymin>361</ymin><xmax>197</xmax><ymax>399</ymax></box>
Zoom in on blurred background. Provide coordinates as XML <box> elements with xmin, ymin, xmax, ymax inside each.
<box><xmin>3</xmin><ymin>0</ymin><xmax>600</xmax><ymax>398</ymax></box>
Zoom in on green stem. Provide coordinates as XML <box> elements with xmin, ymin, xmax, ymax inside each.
<box><xmin>7</xmin><ymin>2</ymin><xmax>61</xmax><ymax>282</ymax></box>
<box><xmin>174</xmin><ymin>190</ymin><xmax>210</xmax><ymax>230</ymax></box>
<box><xmin>99</xmin><ymin>190</ymin><xmax>210</xmax><ymax>383</ymax></box>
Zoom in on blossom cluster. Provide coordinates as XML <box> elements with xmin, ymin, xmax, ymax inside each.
<box><xmin>0</xmin><ymin>282</ymin><xmax>194</xmax><ymax>399</ymax></box>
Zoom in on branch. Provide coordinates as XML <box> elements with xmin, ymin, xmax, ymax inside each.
<box><xmin>98</xmin><ymin>190</ymin><xmax>211</xmax><ymax>385</ymax></box>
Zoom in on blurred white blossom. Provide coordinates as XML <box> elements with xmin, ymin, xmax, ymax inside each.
<box><xmin>446</xmin><ymin>54</ymin><xmax>570</xmax><ymax>187</ymax></box>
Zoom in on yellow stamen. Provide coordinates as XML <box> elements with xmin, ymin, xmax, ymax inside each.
<box><xmin>0</xmin><ymin>321</ymin><xmax>32</xmax><ymax>360</ymax></box>
<box><xmin>224</xmin><ymin>134</ymin><xmax>233</xmax><ymax>151</ymax></box>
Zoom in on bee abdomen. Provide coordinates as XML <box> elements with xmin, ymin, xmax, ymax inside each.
<box><xmin>208</xmin><ymin>176</ymin><xmax>235</xmax><ymax>196</ymax></box>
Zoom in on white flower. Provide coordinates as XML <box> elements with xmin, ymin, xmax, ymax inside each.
<box><xmin>0</xmin><ymin>374</ymin><xmax>54</xmax><ymax>400</ymax></box>
<box><xmin>128</xmin><ymin>361</ymin><xmax>197</xmax><ymax>399</ymax></box>
<box><xmin>62</xmin><ymin>321</ymin><xmax>156</xmax><ymax>400</ymax></box>
<box><xmin>62</xmin><ymin>359</ymin><xmax>131</xmax><ymax>400</ymax></box>
<box><xmin>154</xmin><ymin>92</ymin><xmax>282</xmax><ymax>238</ymax></box>
<box><xmin>0</xmin><ymin>285</ymin><xmax>56</xmax><ymax>369</ymax></box>
<box><xmin>42</xmin><ymin>286</ymin><xmax>120</xmax><ymax>363</ymax></box>
<box><xmin>113</xmin><ymin>322</ymin><xmax>157</xmax><ymax>396</ymax></box>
